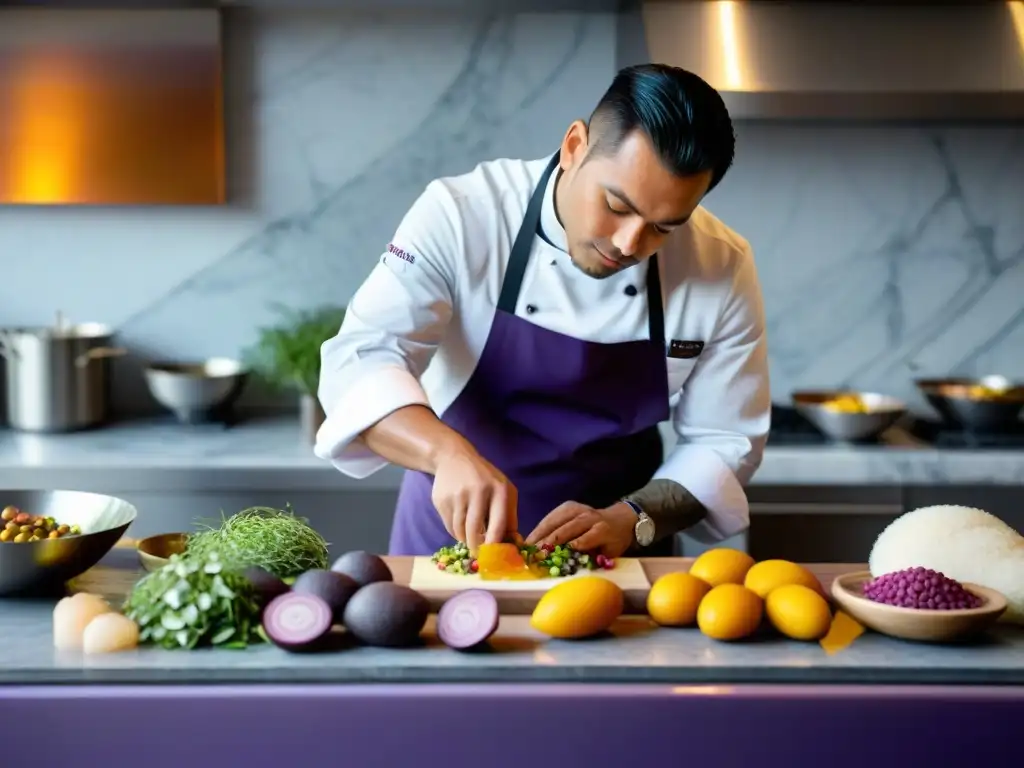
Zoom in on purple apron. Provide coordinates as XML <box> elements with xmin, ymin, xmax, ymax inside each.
<box><xmin>389</xmin><ymin>154</ymin><xmax>673</xmax><ymax>556</ymax></box>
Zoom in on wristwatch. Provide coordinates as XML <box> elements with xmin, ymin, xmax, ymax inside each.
<box><xmin>621</xmin><ymin>498</ymin><xmax>655</xmax><ymax>547</ymax></box>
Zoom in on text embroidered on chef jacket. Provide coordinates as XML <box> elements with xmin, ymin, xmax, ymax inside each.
<box><xmin>315</xmin><ymin>156</ymin><xmax>771</xmax><ymax>544</ymax></box>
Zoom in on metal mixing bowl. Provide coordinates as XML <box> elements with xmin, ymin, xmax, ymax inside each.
<box><xmin>144</xmin><ymin>357</ymin><xmax>249</xmax><ymax>424</ymax></box>
<box><xmin>915</xmin><ymin>375</ymin><xmax>1024</xmax><ymax>432</ymax></box>
<box><xmin>792</xmin><ymin>390</ymin><xmax>908</xmax><ymax>442</ymax></box>
<box><xmin>0</xmin><ymin>490</ymin><xmax>137</xmax><ymax>596</ymax></box>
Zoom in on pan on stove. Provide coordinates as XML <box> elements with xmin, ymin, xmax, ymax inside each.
<box><xmin>914</xmin><ymin>375</ymin><xmax>1024</xmax><ymax>432</ymax></box>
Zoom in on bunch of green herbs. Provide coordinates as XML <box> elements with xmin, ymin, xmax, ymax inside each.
<box><xmin>185</xmin><ymin>504</ymin><xmax>329</xmax><ymax>580</ymax></box>
<box><xmin>123</xmin><ymin>551</ymin><xmax>264</xmax><ymax>650</ymax></box>
<box><xmin>243</xmin><ymin>303</ymin><xmax>346</xmax><ymax>396</ymax></box>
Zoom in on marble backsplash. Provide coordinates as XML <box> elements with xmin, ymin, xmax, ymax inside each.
<box><xmin>0</xmin><ymin>9</ymin><xmax>1021</xmax><ymax>416</ymax></box>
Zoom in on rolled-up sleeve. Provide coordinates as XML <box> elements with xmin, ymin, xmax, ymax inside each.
<box><xmin>654</xmin><ymin>243</ymin><xmax>771</xmax><ymax>543</ymax></box>
<box><xmin>313</xmin><ymin>181</ymin><xmax>462</xmax><ymax>478</ymax></box>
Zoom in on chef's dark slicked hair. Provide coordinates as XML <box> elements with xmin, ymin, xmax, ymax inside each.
<box><xmin>587</xmin><ymin>64</ymin><xmax>736</xmax><ymax>192</ymax></box>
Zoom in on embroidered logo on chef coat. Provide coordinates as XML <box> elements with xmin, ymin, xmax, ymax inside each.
<box><xmin>668</xmin><ymin>339</ymin><xmax>704</xmax><ymax>359</ymax></box>
<box><xmin>386</xmin><ymin>243</ymin><xmax>416</xmax><ymax>264</ymax></box>
<box><xmin>383</xmin><ymin>243</ymin><xmax>417</xmax><ymax>274</ymax></box>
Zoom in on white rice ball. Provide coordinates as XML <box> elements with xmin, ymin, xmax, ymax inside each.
<box><xmin>868</xmin><ymin>504</ymin><xmax>1024</xmax><ymax>624</ymax></box>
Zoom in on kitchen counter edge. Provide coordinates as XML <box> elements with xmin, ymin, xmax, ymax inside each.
<box><xmin>1</xmin><ymin>556</ymin><xmax>1022</xmax><ymax>687</ymax></box>
<box><xmin>0</xmin><ymin>415</ymin><xmax>1023</xmax><ymax>490</ymax></box>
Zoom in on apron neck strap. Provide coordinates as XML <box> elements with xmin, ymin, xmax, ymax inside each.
<box><xmin>646</xmin><ymin>254</ymin><xmax>665</xmax><ymax>347</ymax></box>
<box><xmin>497</xmin><ymin>154</ymin><xmax>559</xmax><ymax>315</ymax></box>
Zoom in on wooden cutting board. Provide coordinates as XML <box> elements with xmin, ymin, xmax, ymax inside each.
<box><xmin>408</xmin><ymin>556</ymin><xmax>652</xmax><ymax>615</ymax></box>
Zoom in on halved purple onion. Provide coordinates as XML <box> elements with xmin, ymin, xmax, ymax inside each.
<box><xmin>436</xmin><ymin>589</ymin><xmax>499</xmax><ymax>650</ymax></box>
<box><xmin>262</xmin><ymin>592</ymin><xmax>333</xmax><ymax>651</ymax></box>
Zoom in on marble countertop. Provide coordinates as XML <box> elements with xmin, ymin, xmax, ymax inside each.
<box><xmin>2</xmin><ymin>552</ymin><xmax>1022</xmax><ymax>686</ymax></box>
<box><xmin>0</xmin><ymin>413</ymin><xmax>1022</xmax><ymax>491</ymax></box>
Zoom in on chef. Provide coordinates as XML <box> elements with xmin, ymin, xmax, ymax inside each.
<box><xmin>314</xmin><ymin>63</ymin><xmax>771</xmax><ymax>559</ymax></box>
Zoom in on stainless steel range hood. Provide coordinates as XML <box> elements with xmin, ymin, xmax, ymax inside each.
<box><xmin>639</xmin><ymin>1</ymin><xmax>1024</xmax><ymax>120</ymax></box>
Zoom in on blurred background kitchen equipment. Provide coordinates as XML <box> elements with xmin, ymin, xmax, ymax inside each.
<box><xmin>915</xmin><ymin>376</ymin><xmax>1024</xmax><ymax>432</ymax></box>
<box><xmin>792</xmin><ymin>390</ymin><xmax>908</xmax><ymax>442</ymax></box>
<box><xmin>0</xmin><ymin>490</ymin><xmax>137</xmax><ymax>596</ymax></box>
<box><xmin>0</xmin><ymin>313</ymin><xmax>126</xmax><ymax>432</ymax></box>
<box><xmin>143</xmin><ymin>357</ymin><xmax>249</xmax><ymax>424</ymax></box>
<box><xmin>136</xmin><ymin>532</ymin><xmax>188</xmax><ymax>572</ymax></box>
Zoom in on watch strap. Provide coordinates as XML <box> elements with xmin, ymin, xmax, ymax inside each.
<box><xmin>620</xmin><ymin>498</ymin><xmax>644</xmax><ymax>517</ymax></box>
<box><xmin>621</xmin><ymin>497</ymin><xmax>655</xmax><ymax>547</ymax></box>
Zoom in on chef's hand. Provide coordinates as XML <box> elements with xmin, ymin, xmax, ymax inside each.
<box><xmin>431</xmin><ymin>446</ymin><xmax>518</xmax><ymax>553</ymax></box>
<box><xmin>525</xmin><ymin>501</ymin><xmax>636</xmax><ymax>559</ymax></box>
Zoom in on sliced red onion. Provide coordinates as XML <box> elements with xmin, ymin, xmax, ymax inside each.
<box><xmin>436</xmin><ymin>589</ymin><xmax>499</xmax><ymax>650</ymax></box>
<box><xmin>262</xmin><ymin>592</ymin><xmax>333</xmax><ymax>651</ymax></box>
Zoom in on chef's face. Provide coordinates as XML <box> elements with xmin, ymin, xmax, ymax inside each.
<box><xmin>556</xmin><ymin>121</ymin><xmax>712</xmax><ymax>279</ymax></box>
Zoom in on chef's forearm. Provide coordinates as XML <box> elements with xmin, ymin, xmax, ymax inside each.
<box><xmin>624</xmin><ymin>479</ymin><xmax>707</xmax><ymax>542</ymax></box>
<box><xmin>360</xmin><ymin>404</ymin><xmax>473</xmax><ymax>475</ymax></box>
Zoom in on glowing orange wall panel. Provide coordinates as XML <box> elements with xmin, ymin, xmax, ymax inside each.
<box><xmin>0</xmin><ymin>9</ymin><xmax>224</xmax><ymax>206</ymax></box>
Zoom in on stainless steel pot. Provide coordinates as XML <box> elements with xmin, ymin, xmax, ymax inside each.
<box><xmin>791</xmin><ymin>390</ymin><xmax>908</xmax><ymax>442</ymax></box>
<box><xmin>914</xmin><ymin>375</ymin><xmax>1024</xmax><ymax>432</ymax></box>
<box><xmin>0</xmin><ymin>322</ymin><xmax>126</xmax><ymax>432</ymax></box>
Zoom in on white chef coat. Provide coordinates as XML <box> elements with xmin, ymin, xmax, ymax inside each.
<box><xmin>314</xmin><ymin>155</ymin><xmax>771</xmax><ymax>543</ymax></box>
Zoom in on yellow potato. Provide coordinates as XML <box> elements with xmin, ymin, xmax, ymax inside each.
<box><xmin>765</xmin><ymin>584</ymin><xmax>832</xmax><ymax>641</ymax></box>
<box><xmin>696</xmin><ymin>584</ymin><xmax>763</xmax><ymax>641</ymax></box>
<box><xmin>647</xmin><ymin>572</ymin><xmax>711</xmax><ymax>627</ymax></box>
<box><xmin>689</xmin><ymin>548</ymin><xmax>755</xmax><ymax>587</ymax></box>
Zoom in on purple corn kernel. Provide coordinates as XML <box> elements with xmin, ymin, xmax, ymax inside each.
<box><xmin>862</xmin><ymin>567</ymin><xmax>982</xmax><ymax>611</ymax></box>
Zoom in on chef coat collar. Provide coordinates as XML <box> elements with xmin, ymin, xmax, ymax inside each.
<box><xmin>539</xmin><ymin>160</ymin><xmax>568</xmax><ymax>254</ymax></box>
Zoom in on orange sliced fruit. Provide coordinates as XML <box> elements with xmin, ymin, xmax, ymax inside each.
<box><xmin>477</xmin><ymin>543</ymin><xmax>539</xmax><ymax>581</ymax></box>
<box><xmin>819</xmin><ymin>610</ymin><xmax>865</xmax><ymax>655</ymax></box>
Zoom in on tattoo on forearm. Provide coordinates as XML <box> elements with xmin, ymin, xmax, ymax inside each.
<box><xmin>625</xmin><ymin>479</ymin><xmax>707</xmax><ymax>542</ymax></box>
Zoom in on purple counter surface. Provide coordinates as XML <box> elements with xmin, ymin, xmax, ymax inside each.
<box><xmin>2</xmin><ymin>683</ymin><xmax>1019</xmax><ymax>767</ymax></box>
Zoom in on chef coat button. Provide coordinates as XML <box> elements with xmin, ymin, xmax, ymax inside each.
<box><xmin>526</xmin><ymin>304</ymin><xmax>537</xmax><ymax>314</ymax></box>
<box><xmin>624</xmin><ymin>285</ymin><xmax>637</xmax><ymax>296</ymax></box>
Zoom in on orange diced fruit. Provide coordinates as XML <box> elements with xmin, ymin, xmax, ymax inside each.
<box><xmin>477</xmin><ymin>543</ymin><xmax>537</xmax><ymax>581</ymax></box>
<box><xmin>819</xmin><ymin>610</ymin><xmax>865</xmax><ymax>655</ymax></box>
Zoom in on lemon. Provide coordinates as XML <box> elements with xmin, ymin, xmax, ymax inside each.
<box><xmin>744</xmin><ymin>559</ymin><xmax>824</xmax><ymax>599</ymax></box>
<box><xmin>689</xmin><ymin>548</ymin><xmax>756</xmax><ymax>587</ymax></box>
<box><xmin>531</xmin><ymin>576</ymin><xmax>624</xmax><ymax>639</ymax></box>
<box><xmin>765</xmin><ymin>584</ymin><xmax>832</xmax><ymax>641</ymax></box>
<box><xmin>647</xmin><ymin>572</ymin><xmax>711</xmax><ymax>627</ymax></box>
<box><xmin>696</xmin><ymin>584</ymin><xmax>763</xmax><ymax>641</ymax></box>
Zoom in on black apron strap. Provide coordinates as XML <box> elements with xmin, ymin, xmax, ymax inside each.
<box><xmin>645</xmin><ymin>254</ymin><xmax>665</xmax><ymax>347</ymax></box>
<box><xmin>497</xmin><ymin>154</ymin><xmax>560</xmax><ymax>314</ymax></box>
<box><xmin>497</xmin><ymin>152</ymin><xmax>666</xmax><ymax>349</ymax></box>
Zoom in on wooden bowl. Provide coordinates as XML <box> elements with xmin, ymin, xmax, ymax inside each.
<box><xmin>137</xmin><ymin>532</ymin><xmax>188</xmax><ymax>572</ymax></box>
<box><xmin>831</xmin><ymin>570</ymin><xmax>1007</xmax><ymax>642</ymax></box>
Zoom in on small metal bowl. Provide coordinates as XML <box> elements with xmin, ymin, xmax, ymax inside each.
<box><xmin>792</xmin><ymin>390</ymin><xmax>908</xmax><ymax>442</ymax></box>
<box><xmin>144</xmin><ymin>357</ymin><xmax>249</xmax><ymax>424</ymax></box>
<box><xmin>137</xmin><ymin>532</ymin><xmax>188</xmax><ymax>572</ymax></box>
<box><xmin>0</xmin><ymin>490</ymin><xmax>137</xmax><ymax>596</ymax></box>
<box><xmin>915</xmin><ymin>375</ymin><xmax>1024</xmax><ymax>432</ymax></box>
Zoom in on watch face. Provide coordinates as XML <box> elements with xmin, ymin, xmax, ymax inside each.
<box><xmin>635</xmin><ymin>515</ymin><xmax>655</xmax><ymax>547</ymax></box>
